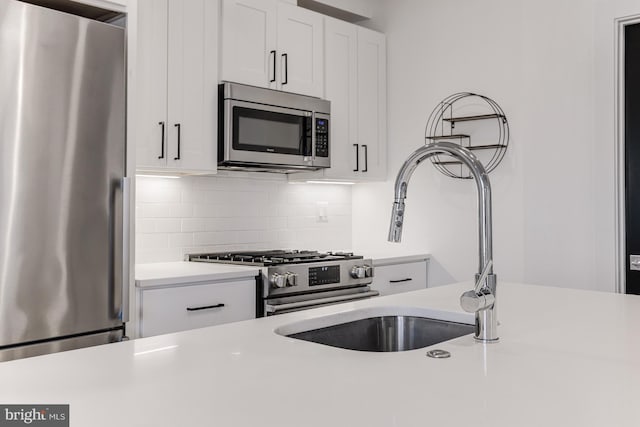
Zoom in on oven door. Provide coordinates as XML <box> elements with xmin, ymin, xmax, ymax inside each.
<box><xmin>264</xmin><ymin>287</ymin><xmax>379</xmax><ymax>315</ymax></box>
<box><xmin>222</xmin><ymin>99</ymin><xmax>318</xmax><ymax>169</ymax></box>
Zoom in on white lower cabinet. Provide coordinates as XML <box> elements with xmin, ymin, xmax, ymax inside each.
<box><xmin>139</xmin><ymin>279</ymin><xmax>256</xmax><ymax>337</ymax></box>
<box><xmin>371</xmin><ymin>259</ymin><xmax>429</xmax><ymax>296</ymax></box>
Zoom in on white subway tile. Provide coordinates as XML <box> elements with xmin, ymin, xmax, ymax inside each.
<box><xmin>182</xmin><ymin>189</ymin><xmax>215</xmax><ymax>204</ymax></box>
<box><xmin>181</xmin><ymin>218</ymin><xmax>206</xmax><ymax>232</ymax></box>
<box><xmin>193</xmin><ymin>231</ymin><xmax>238</xmax><ymax>246</ymax></box>
<box><xmin>137</xmin><ymin>203</ymin><xmax>193</xmax><ymax>218</ymax></box>
<box><xmin>287</xmin><ymin>216</ymin><xmax>317</xmax><ymax>229</ymax></box>
<box><xmin>155</xmin><ymin>218</ymin><xmax>182</xmax><ymax>233</ymax></box>
<box><xmin>136</xmin><ymin>175</ymin><xmax>353</xmax><ymax>262</ymax></box>
<box><xmin>137</xmin><ymin>233</ymin><xmax>169</xmax><ymax>249</ymax></box>
<box><xmin>193</xmin><ymin>204</ymin><xmax>228</xmax><ymax>218</ymax></box>
<box><xmin>268</xmin><ymin>217</ymin><xmax>287</xmax><ymax>230</ymax></box>
<box><xmin>205</xmin><ymin>217</ymin><xmax>268</xmax><ymax>231</ymax></box>
<box><xmin>234</xmin><ymin>231</ymin><xmax>261</xmax><ymax>244</ymax></box>
<box><xmin>260</xmin><ymin>230</ymin><xmax>278</xmax><ymax>243</ymax></box>
<box><xmin>169</xmin><ymin>233</ymin><xmax>194</xmax><ymax>248</ymax></box>
<box><xmin>135</xmin><ymin>178</ymin><xmax>182</xmax><ymax>203</ymax></box>
<box><xmin>330</xmin><ymin>204</ymin><xmax>352</xmax><ymax>216</ymax></box>
<box><xmin>291</xmin><ymin>204</ymin><xmax>316</xmax><ymax>216</ymax></box>
<box><xmin>136</xmin><ymin>219</ymin><xmax>156</xmax><ymax>233</ymax></box>
<box><xmin>136</xmin><ymin>247</ymin><xmax>183</xmax><ymax>263</ymax></box>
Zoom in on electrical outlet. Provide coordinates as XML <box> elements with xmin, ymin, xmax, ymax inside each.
<box><xmin>316</xmin><ymin>201</ymin><xmax>328</xmax><ymax>223</ymax></box>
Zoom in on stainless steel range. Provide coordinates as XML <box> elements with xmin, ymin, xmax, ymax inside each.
<box><xmin>188</xmin><ymin>250</ymin><xmax>377</xmax><ymax>316</ymax></box>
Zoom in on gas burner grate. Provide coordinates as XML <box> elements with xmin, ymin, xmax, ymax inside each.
<box><xmin>188</xmin><ymin>250</ymin><xmax>362</xmax><ymax>265</ymax></box>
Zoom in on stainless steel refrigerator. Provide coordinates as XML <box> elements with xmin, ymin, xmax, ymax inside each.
<box><xmin>0</xmin><ymin>0</ymin><xmax>128</xmax><ymax>362</ymax></box>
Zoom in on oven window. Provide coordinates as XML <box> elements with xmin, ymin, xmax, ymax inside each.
<box><xmin>233</xmin><ymin>107</ymin><xmax>311</xmax><ymax>155</ymax></box>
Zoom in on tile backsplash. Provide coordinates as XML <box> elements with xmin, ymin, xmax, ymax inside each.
<box><xmin>135</xmin><ymin>174</ymin><xmax>353</xmax><ymax>263</ymax></box>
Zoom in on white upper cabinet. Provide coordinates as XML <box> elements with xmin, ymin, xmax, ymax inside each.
<box><xmin>135</xmin><ymin>0</ymin><xmax>218</xmax><ymax>174</ymax></box>
<box><xmin>290</xmin><ymin>18</ymin><xmax>386</xmax><ymax>182</ymax></box>
<box><xmin>220</xmin><ymin>0</ymin><xmax>323</xmax><ymax>97</ymax></box>
<box><xmin>355</xmin><ymin>26</ymin><xmax>387</xmax><ymax>180</ymax></box>
<box><xmin>166</xmin><ymin>0</ymin><xmax>218</xmax><ymax>172</ymax></box>
<box><xmin>275</xmin><ymin>2</ymin><xmax>324</xmax><ymax>96</ymax></box>
<box><xmin>135</xmin><ymin>0</ymin><xmax>168</xmax><ymax>170</ymax></box>
<box><xmin>324</xmin><ymin>18</ymin><xmax>358</xmax><ymax>179</ymax></box>
<box><xmin>220</xmin><ymin>0</ymin><xmax>277</xmax><ymax>89</ymax></box>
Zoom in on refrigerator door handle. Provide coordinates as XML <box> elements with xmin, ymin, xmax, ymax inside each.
<box><xmin>121</xmin><ymin>177</ymin><xmax>131</xmax><ymax>322</ymax></box>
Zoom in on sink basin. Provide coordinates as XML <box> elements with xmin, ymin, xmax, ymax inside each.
<box><xmin>286</xmin><ymin>315</ymin><xmax>475</xmax><ymax>352</ymax></box>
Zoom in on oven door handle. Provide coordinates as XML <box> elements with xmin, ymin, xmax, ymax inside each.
<box><xmin>265</xmin><ymin>290</ymin><xmax>379</xmax><ymax>314</ymax></box>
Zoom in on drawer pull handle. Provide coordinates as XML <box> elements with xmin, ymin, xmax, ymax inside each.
<box><xmin>389</xmin><ymin>278</ymin><xmax>413</xmax><ymax>284</ymax></box>
<box><xmin>186</xmin><ymin>303</ymin><xmax>225</xmax><ymax>312</ymax></box>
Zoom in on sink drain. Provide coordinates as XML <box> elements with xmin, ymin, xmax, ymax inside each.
<box><xmin>426</xmin><ymin>349</ymin><xmax>451</xmax><ymax>359</ymax></box>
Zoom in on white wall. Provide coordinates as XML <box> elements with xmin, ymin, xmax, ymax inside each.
<box><xmin>353</xmin><ymin>0</ymin><xmax>640</xmax><ymax>292</ymax></box>
<box><xmin>136</xmin><ymin>175</ymin><xmax>352</xmax><ymax>263</ymax></box>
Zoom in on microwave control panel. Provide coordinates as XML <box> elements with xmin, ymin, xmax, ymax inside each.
<box><xmin>315</xmin><ymin>118</ymin><xmax>329</xmax><ymax>157</ymax></box>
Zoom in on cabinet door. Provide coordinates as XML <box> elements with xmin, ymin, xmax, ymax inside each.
<box><xmin>288</xmin><ymin>23</ymin><xmax>386</xmax><ymax>183</ymax></box>
<box><xmin>356</xmin><ymin>27</ymin><xmax>387</xmax><ymax>180</ymax></box>
<box><xmin>321</xmin><ymin>17</ymin><xmax>357</xmax><ymax>179</ymax></box>
<box><xmin>166</xmin><ymin>0</ymin><xmax>218</xmax><ymax>173</ymax></box>
<box><xmin>220</xmin><ymin>0</ymin><xmax>277</xmax><ymax>89</ymax></box>
<box><xmin>140</xmin><ymin>279</ymin><xmax>256</xmax><ymax>337</ymax></box>
<box><xmin>371</xmin><ymin>261</ymin><xmax>428</xmax><ymax>297</ymax></box>
<box><xmin>135</xmin><ymin>0</ymin><xmax>169</xmax><ymax>170</ymax></box>
<box><xmin>276</xmin><ymin>2</ymin><xmax>323</xmax><ymax>97</ymax></box>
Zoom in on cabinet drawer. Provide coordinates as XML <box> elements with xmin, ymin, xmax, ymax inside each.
<box><xmin>371</xmin><ymin>261</ymin><xmax>428</xmax><ymax>296</ymax></box>
<box><xmin>140</xmin><ymin>279</ymin><xmax>256</xmax><ymax>337</ymax></box>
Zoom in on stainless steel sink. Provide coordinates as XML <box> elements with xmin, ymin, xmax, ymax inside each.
<box><xmin>286</xmin><ymin>315</ymin><xmax>475</xmax><ymax>352</ymax></box>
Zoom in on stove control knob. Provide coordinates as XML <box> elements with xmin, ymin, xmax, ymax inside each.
<box><xmin>285</xmin><ymin>272</ymin><xmax>298</xmax><ymax>287</ymax></box>
<box><xmin>364</xmin><ymin>265</ymin><xmax>373</xmax><ymax>278</ymax></box>
<box><xmin>270</xmin><ymin>273</ymin><xmax>286</xmax><ymax>288</ymax></box>
<box><xmin>350</xmin><ymin>266</ymin><xmax>366</xmax><ymax>279</ymax></box>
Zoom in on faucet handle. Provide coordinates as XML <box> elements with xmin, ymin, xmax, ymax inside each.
<box><xmin>473</xmin><ymin>260</ymin><xmax>493</xmax><ymax>293</ymax></box>
<box><xmin>460</xmin><ymin>289</ymin><xmax>495</xmax><ymax>313</ymax></box>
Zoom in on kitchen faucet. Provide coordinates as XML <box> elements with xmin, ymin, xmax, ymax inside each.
<box><xmin>388</xmin><ymin>141</ymin><xmax>499</xmax><ymax>342</ymax></box>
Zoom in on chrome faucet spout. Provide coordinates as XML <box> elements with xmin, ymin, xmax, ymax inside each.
<box><xmin>388</xmin><ymin>141</ymin><xmax>499</xmax><ymax>342</ymax></box>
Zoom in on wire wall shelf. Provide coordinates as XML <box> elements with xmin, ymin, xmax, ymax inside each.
<box><xmin>425</xmin><ymin>92</ymin><xmax>509</xmax><ymax>179</ymax></box>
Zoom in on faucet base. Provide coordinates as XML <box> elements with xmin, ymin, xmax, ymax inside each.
<box><xmin>474</xmin><ymin>301</ymin><xmax>499</xmax><ymax>342</ymax></box>
<box><xmin>473</xmin><ymin>337</ymin><xmax>500</xmax><ymax>343</ymax></box>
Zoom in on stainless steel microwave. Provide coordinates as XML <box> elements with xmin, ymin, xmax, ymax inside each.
<box><xmin>218</xmin><ymin>82</ymin><xmax>331</xmax><ymax>172</ymax></box>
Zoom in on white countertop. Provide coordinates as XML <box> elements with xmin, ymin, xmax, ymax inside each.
<box><xmin>2</xmin><ymin>283</ymin><xmax>640</xmax><ymax>426</ymax></box>
<box><xmin>135</xmin><ymin>261</ymin><xmax>261</xmax><ymax>288</ymax></box>
<box><xmin>352</xmin><ymin>248</ymin><xmax>431</xmax><ymax>265</ymax></box>
<box><xmin>370</xmin><ymin>252</ymin><xmax>429</xmax><ymax>266</ymax></box>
